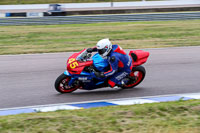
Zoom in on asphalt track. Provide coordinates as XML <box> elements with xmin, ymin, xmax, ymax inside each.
<box><xmin>0</xmin><ymin>46</ymin><xmax>200</xmax><ymax>109</ymax></box>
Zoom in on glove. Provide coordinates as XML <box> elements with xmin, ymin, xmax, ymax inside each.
<box><xmin>94</xmin><ymin>71</ymin><xmax>105</xmax><ymax>78</ymax></box>
<box><xmin>86</xmin><ymin>48</ymin><xmax>93</xmax><ymax>53</ymax></box>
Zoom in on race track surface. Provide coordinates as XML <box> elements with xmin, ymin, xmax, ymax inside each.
<box><xmin>0</xmin><ymin>46</ymin><xmax>200</xmax><ymax>109</ymax></box>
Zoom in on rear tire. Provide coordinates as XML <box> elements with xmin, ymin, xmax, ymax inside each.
<box><xmin>54</xmin><ymin>73</ymin><xmax>78</xmax><ymax>93</ymax></box>
<box><xmin>122</xmin><ymin>66</ymin><xmax>146</xmax><ymax>89</ymax></box>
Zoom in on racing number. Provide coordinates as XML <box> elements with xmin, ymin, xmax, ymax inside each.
<box><xmin>68</xmin><ymin>58</ymin><xmax>79</xmax><ymax>69</ymax></box>
<box><xmin>70</xmin><ymin>62</ymin><xmax>78</xmax><ymax>69</ymax></box>
<box><xmin>68</xmin><ymin>58</ymin><xmax>75</xmax><ymax>64</ymax></box>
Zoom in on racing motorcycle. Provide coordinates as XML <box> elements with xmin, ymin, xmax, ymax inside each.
<box><xmin>55</xmin><ymin>49</ymin><xmax>149</xmax><ymax>93</ymax></box>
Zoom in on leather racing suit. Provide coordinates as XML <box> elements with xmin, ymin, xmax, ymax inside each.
<box><xmin>88</xmin><ymin>45</ymin><xmax>133</xmax><ymax>87</ymax></box>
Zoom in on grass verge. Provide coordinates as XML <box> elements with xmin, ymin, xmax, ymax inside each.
<box><xmin>0</xmin><ymin>99</ymin><xmax>200</xmax><ymax>133</ymax></box>
<box><xmin>0</xmin><ymin>19</ymin><xmax>200</xmax><ymax>55</ymax></box>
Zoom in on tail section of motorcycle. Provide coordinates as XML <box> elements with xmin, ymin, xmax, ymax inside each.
<box><xmin>121</xmin><ymin>50</ymin><xmax>149</xmax><ymax>88</ymax></box>
<box><xmin>129</xmin><ymin>50</ymin><xmax>149</xmax><ymax>66</ymax></box>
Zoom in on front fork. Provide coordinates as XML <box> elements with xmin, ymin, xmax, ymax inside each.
<box><xmin>64</xmin><ymin>70</ymin><xmax>74</xmax><ymax>86</ymax></box>
<box><xmin>68</xmin><ymin>78</ymin><xmax>76</xmax><ymax>87</ymax></box>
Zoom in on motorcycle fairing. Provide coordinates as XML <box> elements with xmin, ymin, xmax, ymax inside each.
<box><xmin>71</xmin><ymin>73</ymin><xmax>107</xmax><ymax>90</ymax></box>
<box><xmin>67</xmin><ymin>49</ymin><xmax>93</xmax><ymax>75</ymax></box>
<box><xmin>64</xmin><ymin>70</ymin><xmax>71</xmax><ymax>76</ymax></box>
<box><xmin>64</xmin><ymin>49</ymin><xmax>109</xmax><ymax>89</ymax></box>
<box><xmin>65</xmin><ymin>68</ymin><xmax>106</xmax><ymax>90</ymax></box>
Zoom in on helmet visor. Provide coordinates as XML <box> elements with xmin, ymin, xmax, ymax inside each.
<box><xmin>98</xmin><ymin>48</ymin><xmax>107</xmax><ymax>55</ymax></box>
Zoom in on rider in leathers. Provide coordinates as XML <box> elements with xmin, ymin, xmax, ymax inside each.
<box><xmin>87</xmin><ymin>38</ymin><xmax>132</xmax><ymax>88</ymax></box>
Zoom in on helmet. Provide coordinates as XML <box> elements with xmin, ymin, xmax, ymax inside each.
<box><xmin>96</xmin><ymin>38</ymin><xmax>112</xmax><ymax>58</ymax></box>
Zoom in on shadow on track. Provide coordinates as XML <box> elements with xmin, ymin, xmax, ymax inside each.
<box><xmin>55</xmin><ymin>87</ymin><xmax>144</xmax><ymax>96</ymax></box>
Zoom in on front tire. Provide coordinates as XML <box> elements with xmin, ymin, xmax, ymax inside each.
<box><xmin>54</xmin><ymin>73</ymin><xmax>78</xmax><ymax>93</ymax></box>
<box><xmin>122</xmin><ymin>66</ymin><xmax>146</xmax><ymax>89</ymax></box>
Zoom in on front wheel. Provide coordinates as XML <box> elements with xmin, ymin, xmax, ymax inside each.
<box><xmin>54</xmin><ymin>73</ymin><xmax>78</xmax><ymax>93</ymax></box>
<box><xmin>122</xmin><ymin>66</ymin><xmax>146</xmax><ymax>89</ymax></box>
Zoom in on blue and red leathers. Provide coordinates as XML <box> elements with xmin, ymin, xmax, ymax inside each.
<box><xmin>88</xmin><ymin>44</ymin><xmax>133</xmax><ymax>87</ymax></box>
<box><xmin>104</xmin><ymin>45</ymin><xmax>132</xmax><ymax>87</ymax></box>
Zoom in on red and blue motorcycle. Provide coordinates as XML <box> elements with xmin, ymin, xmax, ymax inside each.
<box><xmin>55</xmin><ymin>49</ymin><xmax>149</xmax><ymax>93</ymax></box>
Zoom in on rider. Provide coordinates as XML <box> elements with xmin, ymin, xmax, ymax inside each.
<box><xmin>86</xmin><ymin>38</ymin><xmax>132</xmax><ymax>88</ymax></box>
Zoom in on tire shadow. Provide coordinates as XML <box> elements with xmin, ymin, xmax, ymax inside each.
<box><xmin>55</xmin><ymin>87</ymin><xmax>144</xmax><ymax>96</ymax></box>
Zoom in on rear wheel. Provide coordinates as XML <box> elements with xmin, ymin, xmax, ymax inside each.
<box><xmin>54</xmin><ymin>73</ymin><xmax>78</xmax><ymax>93</ymax></box>
<box><xmin>122</xmin><ymin>66</ymin><xmax>146</xmax><ymax>89</ymax></box>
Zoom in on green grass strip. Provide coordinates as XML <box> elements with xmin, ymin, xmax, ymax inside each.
<box><xmin>0</xmin><ymin>19</ymin><xmax>200</xmax><ymax>55</ymax></box>
<box><xmin>0</xmin><ymin>99</ymin><xmax>200</xmax><ymax>133</ymax></box>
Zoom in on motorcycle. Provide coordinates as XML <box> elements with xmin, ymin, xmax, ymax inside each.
<box><xmin>55</xmin><ymin>49</ymin><xmax>149</xmax><ymax>93</ymax></box>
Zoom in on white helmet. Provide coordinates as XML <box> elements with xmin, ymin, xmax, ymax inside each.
<box><xmin>96</xmin><ymin>38</ymin><xmax>112</xmax><ymax>58</ymax></box>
